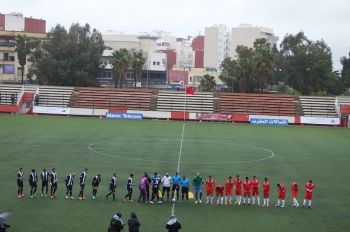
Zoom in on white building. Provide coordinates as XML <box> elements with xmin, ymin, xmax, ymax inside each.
<box><xmin>230</xmin><ymin>24</ymin><xmax>279</xmax><ymax>57</ymax></box>
<box><xmin>203</xmin><ymin>24</ymin><xmax>230</xmax><ymax>71</ymax></box>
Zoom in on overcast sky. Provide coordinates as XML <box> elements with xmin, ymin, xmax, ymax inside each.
<box><xmin>2</xmin><ymin>0</ymin><xmax>349</xmax><ymax>70</ymax></box>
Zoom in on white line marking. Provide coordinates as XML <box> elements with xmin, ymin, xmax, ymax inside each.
<box><xmin>87</xmin><ymin>139</ymin><xmax>276</xmax><ymax>165</ymax></box>
<box><xmin>171</xmin><ymin>122</ymin><xmax>186</xmax><ymax>216</ymax></box>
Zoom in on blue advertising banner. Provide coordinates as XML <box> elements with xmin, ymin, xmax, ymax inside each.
<box><xmin>250</xmin><ymin>118</ymin><xmax>288</xmax><ymax>126</ymax></box>
<box><xmin>105</xmin><ymin>112</ymin><xmax>143</xmax><ymax>120</ymax></box>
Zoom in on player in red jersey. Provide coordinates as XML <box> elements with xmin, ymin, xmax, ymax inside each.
<box><xmin>303</xmin><ymin>180</ymin><xmax>315</xmax><ymax>209</ymax></box>
<box><xmin>225</xmin><ymin>176</ymin><xmax>234</xmax><ymax>205</ymax></box>
<box><xmin>205</xmin><ymin>176</ymin><xmax>215</xmax><ymax>204</ymax></box>
<box><xmin>251</xmin><ymin>176</ymin><xmax>260</xmax><ymax>206</ymax></box>
<box><xmin>234</xmin><ymin>175</ymin><xmax>242</xmax><ymax>205</ymax></box>
<box><xmin>215</xmin><ymin>184</ymin><xmax>225</xmax><ymax>205</ymax></box>
<box><xmin>243</xmin><ymin>177</ymin><xmax>252</xmax><ymax>205</ymax></box>
<box><xmin>291</xmin><ymin>181</ymin><xmax>299</xmax><ymax>208</ymax></box>
<box><xmin>262</xmin><ymin>178</ymin><xmax>270</xmax><ymax>207</ymax></box>
<box><xmin>275</xmin><ymin>183</ymin><xmax>286</xmax><ymax>208</ymax></box>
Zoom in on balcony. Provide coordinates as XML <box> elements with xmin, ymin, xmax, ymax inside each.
<box><xmin>0</xmin><ymin>42</ymin><xmax>15</xmax><ymax>47</ymax></box>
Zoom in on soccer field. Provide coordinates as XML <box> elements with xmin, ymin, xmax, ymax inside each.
<box><xmin>0</xmin><ymin>115</ymin><xmax>349</xmax><ymax>232</ymax></box>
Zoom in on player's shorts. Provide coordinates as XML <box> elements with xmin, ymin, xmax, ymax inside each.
<box><xmin>67</xmin><ymin>185</ymin><xmax>73</xmax><ymax>191</ymax></box>
<box><xmin>42</xmin><ymin>180</ymin><xmax>48</xmax><ymax>186</ymax></box>
<box><xmin>182</xmin><ymin>187</ymin><xmax>189</xmax><ymax>194</ymax></box>
<box><xmin>206</xmin><ymin>188</ymin><xmax>214</xmax><ymax>195</ymax></box>
<box><xmin>235</xmin><ymin>188</ymin><xmax>242</xmax><ymax>196</ymax></box>
<box><xmin>172</xmin><ymin>184</ymin><xmax>180</xmax><ymax>191</ymax></box>
<box><xmin>225</xmin><ymin>189</ymin><xmax>233</xmax><ymax>196</ymax></box>
<box><xmin>109</xmin><ymin>184</ymin><xmax>116</xmax><ymax>192</ymax></box>
<box><xmin>162</xmin><ymin>186</ymin><xmax>170</xmax><ymax>193</ymax></box>
<box><xmin>140</xmin><ymin>188</ymin><xmax>147</xmax><ymax>195</ymax></box>
<box><xmin>291</xmin><ymin>192</ymin><xmax>298</xmax><ymax>198</ymax></box>
<box><xmin>51</xmin><ymin>182</ymin><xmax>57</xmax><ymax>189</ymax></box>
<box><xmin>252</xmin><ymin>188</ymin><xmax>259</xmax><ymax>196</ymax></box>
<box><xmin>194</xmin><ymin>186</ymin><xmax>202</xmax><ymax>193</ymax></box>
<box><xmin>17</xmin><ymin>180</ymin><xmax>23</xmax><ymax>188</ymax></box>
<box><xmin>30</xmin><ymin>182</ymin><xmax>37</xmax><ymax>188</ymax></box>
<box><xmin>152</xmin><ymin>187</ymin><xmax>159</xmax><ymax>194</ymax></box>
<box><xmin>80</xmin><ymin>183</ymin><xmax>85</xmax><ymax>189</ymax></box>
<box><xmin>243</xmin><ymin>191</ymin><xmax>251</xmax><ymax>197</ymax></box>
<box><xmin>216</xmin><ymin>190</ymin><xmax>224</xmax><ymax>197</ymax></box>
<box><xmin>92</xmin><ymin>184</ymin><xmax>99</xmax><ymax>189</ymax></box>
<box><xmin>278</xmin><ymin>193</ymin><xmax>286</xmax><ymax>200</ymax></box>
<box><xmin>304</xmin><ymin>192</ymin><xmax>312</xmax><ymax>200</ymax></box>
<box><xmin>263</xmin><ymin>191</ymin><xmax>269</xmax><ymax>198</ymax></box>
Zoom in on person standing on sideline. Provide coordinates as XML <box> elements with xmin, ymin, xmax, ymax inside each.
<box><xmin>49</xmin><ymin>168</ymin><xmax>58</xmax><ymax>199</ymax></box>
<box><xmin>149</xmin><ymin>172</ymin><xmax>161</xmax><ymax>204</ymax></box>
<box><xmin>262</xmin><ymin>177</ymin><xmax>270</xmax><ymax>207</ymax></box>
<box><xmin>123</xmin><ymin>174</ymin><xmax>134</xmax><ymax>202</ymax></box>
<box><xmin>303</xmin><ymin>180</ymin><xmax>315</xmax><ymax>209</ymax></box>
<box><xmin>17</xmin><ymin>168</ymin><xmax>24</xmax><ymax>198</ymax></box>
<box><xmin>65</xmin><ymin>172</ymin><xmax>75</xmax><ymax>199</ymax></box>
<box><xmin>215</xmin><ymin>183</ymin><xmax>225</xmax><ymax>205</ymax></box>
<box><xmin>91</xmin><ymin>174</ymin><xmax>101</xmax><ymax>200</ymax></box>
<box><xmin>171</xmin><ymin>172</ymin><xmax>181</xmax><ymax>201</ymax></box>
<box><xmin>291</xmin><ymin>181</ymin><xmax>299</xmax><ymax>207</ymax></box>
<box><xmin>180</xmin><ymin>176</ymin><xmax>189</xmax><ymax>201</ymax></box>
<box><xmin>275</xmin><ymin>183</ymin><xmax>286</xmax><ymax>208</ymax></box>
<box><xmin>106</xmin><ymin>173</ymin><xmax>117</xmax><ymax>201</ymax></box>
<box><xmin>166</xmin><ymin>215</ymin><xmax>181</xmax><ymax>232</ymax></box>
<box><xmin>29</xmin><ymin>169</ymin><xmax>38</xmax><ymax>198</ymax></box>
<box><xmin>161</xmin><ymin>173</ymin><xmax>172</xmax><ymax>202</ymax></box>
<box><xmin>243</xmin><ymin>177</ymin><xmax>252</xmax><ymax>205</ymax></box>
<box><xmin>138</xmin><ymin>173</ymin><xmax>148</xmax><ymax>203</ymax></box>
<box><xmin>127</xmin><ymin>212</ymin><xmax>141</xmax><ymax>232</ymax></box>
<box><xmin>108</xmin><ymin>212</ymin><xmax>125</xmax><ymax>232</ymax></box>
<box><xmin>193</xmin><ymin>172</ymin><xmax>203</xmax><ymax>204</ymax></box>
<box><xmin>78</xmin><ymin>168</ymin><xmax>88</xmax><ymax>200</ymax></box>
<box><xmin>205</xmin><ymin>176</ymin><xmax>215</xmax><ymax>204</ymax></box>
<box><xmin>234</xmin><ymin>175</ymin><xmax>243</xmax><ymax>205</ymax></box>
<box><xmin>41</xmin><ymin>168</ymin><xmax>49</xmax><ymax>197</ymax></box>
<box><xmin>224</xmin><ymin>176</ymin><xmax>234</xmax><ymax>205</ymax></box>
<box><xmin>251</xmin><ymin>176</ymin><xmax>260</xmax><ymax>206</ymax></box>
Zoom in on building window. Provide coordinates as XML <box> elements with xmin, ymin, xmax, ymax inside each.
<box><xmin>3</xmin><ymin>64</ymin><xmax>15</xmax><ymax>74</ymax></box>
<box><xmin>153</xmin><ymin>61</ymin><xmax>156</xmax><ymax>65</ymax></box>
<box><xmin>157</xmin><ymin>62</ymin><xmax>160</xmax><ymax>65</ymax></box>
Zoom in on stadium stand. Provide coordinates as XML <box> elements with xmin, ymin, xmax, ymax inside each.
<box><xmin>37</xmin><ymin>86</ymin><xmax>74</xmax><ymax>107</ymax></box>
<box><xmin>299</xmin><ymin>96</ymin><xmax>337</xmax><ymax>117</ymax></box>
<box><xmin>0</xmin><ymin>84</ymin><xmax>22</xmax><ymax>104</ymax></box>
<box><xmin>335</xmin><ymin>96</ymin><xmax>350</xmax><ymax>115</ymax></box>
<box><xmin>156</xmin><ymin>90</ymin><xmax>214</xmax><ymax>113</ymax></box>
<box><xmin>74</xmin><ymin>87</ymin><xmax>153</xmax><ymax>110</ymax></box>
<box><xmin>220</xmin><ymin>93</ymin><xmax>297</xmax><ymax>116</ymax></box>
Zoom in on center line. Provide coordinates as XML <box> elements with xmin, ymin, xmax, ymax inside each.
<box><xmin>171</xmin><ymin>122</ymin><xmax>186</xmax><ymax>216</ymax></box>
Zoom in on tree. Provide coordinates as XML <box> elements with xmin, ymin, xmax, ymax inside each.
<box><xmin>131</xmin><ymin>50</ymin><xmax>146</xmax><ymax>88</ymax></box>
<box><xmin>15</xmin><ymin>35</ymin><xmax>38</xmax><ymax>84</ymax></box>
<box><xmin>28</xmin><ymin>23</ymin><xmax>104</xmax><ymax>86</ymax></box>
<box><xmin>340</xmin><ymin>52</ymin><xmax>350</xmax><ymax>90</ymax></box>
<box><xmin>111</xmin><ymin>48</ymin><xmax>131</xmax><ymax>88</ymax></box>
<box><xmin>200</xmin><ymin>74</ymin><xmax>216</xmax><ymax>92</ymax></box>
<box><xmin>236</xmin><ymin>46</ymin><xmax>256</xmax><ymax>93</ymax></box>
<box><xmin>254</xmin><ymin>38</ymin><xmax>274</xmax><ymax>92</ymax></box>
<box><xmin>280</xmin><ymin>32</ymin><xmax>334</xmax><ymax>95</ymax></box>
<box><xmin>219</xmin><ymin>57</ymin><xmax>237</xmax><ymax>92</ymax></box>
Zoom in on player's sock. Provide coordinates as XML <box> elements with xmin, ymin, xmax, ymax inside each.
<box><xmin>282</xmin><ymin>200</ymin><xmax>285</xmax><ymax>207</ymax></box>
<box><xmin>303</xmin><ymin>199</ymin><xmax>306</xmax><ymax>206</ymax></box>
<box><xmin>210</xmin><ymin>196</ymin><xmax>213</xmax><ymax>204</ymax></box>
<box><xmin>252</xmin><ymin>197</ymin><xmax>255</xmax><ymax>205</ymax></box>
<box><xmin>276</xmin><ymin>199</ymin><xmax>280</xmax><ymax>206</ymax></box>
<box><xmin>229</xmin><ymin>196</ymin><xmax>232</xmax><ymax>204</ymax></box>
<box><xmin>263</xmin><ymin>198</ymin><xmax>266</xmax><ymax>206</ymax></box>
<box><xmin>221</xmin><ymin>197</ymin><xmax>224</xmax><ymax>204</ymax></box>
<box><xmin>243</xmin><ymin>197</ymin><xmax>246</xmax><ymax>204</ymax></box>
<box><xmin>239</xmin><ymin>196</ymin><xmax>242</xmax><ymax>204</ymax></box>
<box><xmin>206</xmin><ymin>196</ymin><xmax>209</xmax><ymax>203</ymax></box>
<box><xmin>225</xmin><ymin>196</ymin><xmax>227</xmax><ymax>204</ymax></box>
<box><xmin>309</xmin><ymin>200</ymin><xmax>312</xmax><ymax>207</ymax></box>
<box><xmin>267</xmin><ymin>198</ymin><xmax>269</xmax><ymax>206</ymax></box>
<box><xmin>257</xmin><ymin>197</ymin><xmax>260</xmax><ymax>205</ymax></box>
<box><xmin>248</xmin><ymin>198</ymin><xmax>250</xmax><ymax>204</ymax></box>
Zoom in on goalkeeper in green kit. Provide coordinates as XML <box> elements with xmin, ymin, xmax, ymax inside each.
<box><xmin>193</xmin><ymin>172</ymin><xmax>203</xmax><ymax>204</ymax></box>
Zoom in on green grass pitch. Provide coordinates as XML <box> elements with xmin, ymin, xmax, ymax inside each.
<box><xmin>0</xmin><ymin>115</ymin><xmax>349</xmax><ymax>232</ymax></box>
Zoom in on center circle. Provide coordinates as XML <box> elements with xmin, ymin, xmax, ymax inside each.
<box><xmin>88</xmin><ymin>138</ymin><xmax>275</xmax><ymax>165</ymax></box>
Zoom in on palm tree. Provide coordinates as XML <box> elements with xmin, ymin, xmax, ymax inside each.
<box><xmin>254</xmin><ymin>38</ymin><xmax>274</xmax><ymax>92</ymax></box>
<box><xmin>15</xmin><ymin>35</ymin><xmax>31</xmax><ymax>85</ymax></box>
<box><xmin>111</xmin><ymin>48</ymin><xmax>131</xmax><ymax>88</ymax></box>
<box><xmin>131</xmin><ymin>51</ymin><xmax>146</xmax><ymax>88</ymax></box>
<box><xmin>200</xmin><ymin>74</ymin><xmax>216</xmax><ymax>92</ymax></box>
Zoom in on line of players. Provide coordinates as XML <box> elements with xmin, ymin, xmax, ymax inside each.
<box><xmin>16</xmin><ymin>168</ymin><xmax>315</xmax><ymax>208</ymax></box>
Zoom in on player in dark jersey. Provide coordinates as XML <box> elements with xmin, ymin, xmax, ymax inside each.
<box><xmin>106</xmin><ymin>173</ymin><xmax>117</xmax><ymax>201</ymax></box>
<box><xmin>49</xmin><ymin>168</ymin><xmax>58</xmax><ymax>199</ymax></box>
<box><xmin>91</xmin><ymin>174</ymin><xmax>101</xmax><ymax>200</ymax></box>
<box><xmin>41</xmin><ymin>168</ymin><xmax>49</xmax><ymax>197</ymax></box>
<box><xmin>29</xmin><ymin>169</ymin><xmax>38</xmax><ymax>198</ymax></box>
<box><xmin>123</xmin><ymin>174</ymin><xmax>134</xmax><ymax>202</ymax></box>
<box><xmin>65</xmin><ymin>172</ymin><xmax>75</xmax><ymax>199</ymax></box>
<box><xmin>78</xmin><ymin>168</ymin><xmax>88</xmax><ymax>200</ymax></box>
<box><xmin>149</xmin><ymin>172</ymin><xmax>161</xmax><ymax>204</ymax></box>
<box><xmin>17</xmin><ymin>168</ymin><xmax>24</xmax><ymax>198</ymax></box>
